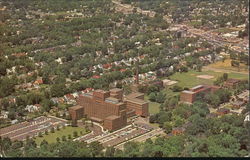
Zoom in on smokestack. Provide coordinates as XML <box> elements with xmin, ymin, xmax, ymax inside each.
<box><xmin>135</xmin><ymin>59</ymin><xmax>139</xmax><ymax>85</ymax></box>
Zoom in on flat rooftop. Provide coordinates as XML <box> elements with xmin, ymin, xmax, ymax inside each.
<box><xmin>69</xmin><ymin>105</ymin><xmax>84</xmax><ymax>110</ymax></box>
<box><xmin>126</xmin><ymin>98</ymin><xmax>148</xmax><ymax>105</ymax></box>
<box><xmin>191</xmin><ymin>85</ymin><xmax>204</xmax><ymax>91</ymax></box>
<box><xmin>105</xmin><ymin>115</ymin><xmax>120</xmax><ymax>120</ymax></box>
<box><xmin>126</xmin><ymin>92</ymin><xmax>144</xmax><ymax>99</ymax></box>
<box><xmin>83</xmin><ymin>92</ymin><xmax>93</xmax><ymax>97</ymax></box>
<box><xmin>105</xmin><ymin>97</ymin><xmax>120</xmax><ymax>104</ymax></box>
<box><xmin>110</xmin><ymin>88</ymin><xmax>123</xmax><ymax>92</ymax></box>
<box><xmin>94</xmin><ymin>89</ymin><xmax>110</xmax><ymax>94</ymax></box>
<box><xmin>182</xmin><ymin>90</ymin><xmax>195</xmax><ymax>94</ymax></box>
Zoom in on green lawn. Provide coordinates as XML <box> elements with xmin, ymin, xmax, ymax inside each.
<box><xmin>168</xmin><ymin>70</ymin><xmax>248</xmax><ymax>88</ymax></box>
<box><xmin>145</xmin><ymin>95</ymin><xmax>161</xmax><ymax>115</ymax></box>
<box><xmin>34</xmin><ymin>126</ymin><xmax>88</xmax><ymax>145</ymax></box>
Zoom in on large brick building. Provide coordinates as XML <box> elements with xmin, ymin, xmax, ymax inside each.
<box><xmin>124</xmin><ymin>92</ymin><xmax>149</xmax><ymax>117</ymax></box>
<box><xmin>180</xmin><ymin>85</ymin><xmax>220</xmax><ymax>104</ymax></box>
<box><xmin>69</xmin><ymin>88</ymin><xmax>148</xmax><ymax>131</ymax></box>
<box><xmin>68</xmin><ymin>105</ymin><xmax>84</xmax><ymax>126</ymax></box>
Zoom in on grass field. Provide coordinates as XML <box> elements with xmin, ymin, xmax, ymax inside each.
<box><xmin>207</xmin><ymin>59</ymin><xmax>248</xmax><ymax>73</ymax></box>
<box><xmin>144</xmin><ymin>68</ymin><xmax>248</xmax><ymax>114</ymax></box>
<box><xmin>168</xmin><ymin>70</ymin><xmax>248</xmax><ymax>88</ymax></box>
<box><xmin>145</xmin><ymin>95</ymin><xmax>161</xmax><ymax>115</ymax></box>
<box><xmin>34</xmin><ymin>126</ymin><xmax>88</xmax><ymax>145</ymax></box>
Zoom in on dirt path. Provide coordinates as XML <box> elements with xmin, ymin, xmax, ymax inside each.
<box><xmin>202</xmin><ymin>66</ymin><xmax>249</xmax><ymax>75</ymax></box>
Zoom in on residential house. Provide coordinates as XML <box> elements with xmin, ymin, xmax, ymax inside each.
<box><xmin>92</xmin><ymin>75</ymin><xmax>101</xmax><ymax>79</ymax></box>
<box><xmin>149</xmin><ymin>79</ymin><xmax>164</xmax><ymax>88</ymax></box>
<box><xmin>11</xmin><ymin>119</ymin><xmax>18</xmax><ymax>124</ymax></box>
<box><xmin>216</xmin><ymin>108</ymin><xmax>230</xmax><ymax>116</ymax></box>
<box><xmin>64</xmin><ymin>94</ymin><xmax>76</xmax><ymax>104</ymax></box>
<box><xmin>206</xmin><ymin>113</ymin><xmax>218</xmax><ymax>119</ymax></box>
<box><xmin>33</xmin><ymin>78</ymin><xmax>43</xmax><ymax>86</ymax></box>
<box><xmin>103</xmin><ymin>63</ymin><xmax>112</xmax><ymax>70</ymax></box>
<box><xmin>224</xmin><ymin>78</ymin><xmax>241</xmax><ymax>88</ymax></box>
<box><xmin>172</xmin><ymin>127</ymin><xmax>185</xmax><ymax>135</ymax></box>
<box><xmin>232</xmin><ymin>100</ymin><xmax>245</xmax><ymax>109</ymax></box>
<box><xmin>244</xmin><ymin>112</ymin><xmax>250</xmax><ymax>122</ymax></box>
<box><xmin>25</xmin><ymin>104</ymin><xmax>41</xmax><ymax>113</ymax></box>
<box><xmin>0</xmin><ymin>111</ymin><xmax>9</xmax><ymax>119</ymax></box>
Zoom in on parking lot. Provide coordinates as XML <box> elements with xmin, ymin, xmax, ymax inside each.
<box><xmin>101</xmin><ymin>126</ymin><xmax>149</xmax><ymax>147</ymax></box>
<box><xmin>0</xmin><ymin>116</ymin><xmax>67</xmax><ymax>141</ymax></box>
<box><xmin>82</xmin><ymin>117</ymin><xmax>155</xmax><ymax>147</ymax></box>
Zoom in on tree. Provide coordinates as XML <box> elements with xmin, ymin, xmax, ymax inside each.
<box><xmin>89</xmin><ymin>141</ymin><xmax>104</xmax><ymax>157</ymax></box>
<box><xmin>1</xmin><ymin>137</ymin><xmax>12</xmax><ymax>151</ymax></box>
<box><xmin>73</xmin><ymin>131</ymin><xmax>78</xmax><ymax>138</ymax></box>
<box><xmin>25</xmin><ymin>138</ymin><xmax>37</xmax><ymax>150</ymax></box>
<box><xmin>163</xmin><ymin>122</ymin><xmax>172</xmax><ymax>134</ymax></box>
<box><xmin>62</xmin><ymin>136</ymin><xmax>67</xmax><ymax>141</ymax></box>
<box><xmin>186</xmin><ymin>114</ymin><xmax>209</xmax><ymax>135</ymax></box>
<box><xmin>56</xmin><ymin>137</ymin><xmax>60</xmax><ymax>143</ymax></box>
<box><xmin>197</xmin><ymin>64</ymin><xmax>202</xmax><ymax>72</ymax></box>
<box><xmin>179</xmin><ymin>66</ymin><xmax>188</xmax><ymax>73</ymax></box>
<box><xmin>40</xmin><ymin>140</ymin><xmax>48</xmax><ymax>147</ymax></box>
<box><xmin>123</xmin><ymin>141</ymin><xmax>140</xmax><ymax>157</ymax></box>
<box><xmin>38</xmin><ymin>132</ymin><xmax>43</xmax><ymax>137</ymax></box>
<box><xmin>149</xmin><ymin>114</ymin><xmax>157</xmax><ymax>123</ymax></box>
<box><xmin>148</xmin><ymin>92</ymin><xmax>156</xmax><ymax>102</ymax></box>
<box><xmin>231</xmin><ymin>60</ymin><xmax>240</xmax><ymax>70</ymax></box>
<box><xmin>68</xmin><ymin>134</ymin><xmax>72</xmax><ymax>140</ymax></box>
<box><xmin>147</xmin><ymin>85</ymin><xmax>160</xmax><ymax>94</ymax></box>
<box><xmin>155</xmin><ymin>92</ymin><xmax>166</xmax><ymax>103</ymax></box>
<box><xmin>50</xmin><ymin>83</ymin><xmax>66</xmax><ymax>97</ymax></box>
<box><xmin>12</xmin><ymin>140</ymin><xmax>23</xmax><ymax>149</ymax></box>
<box><xmin>172</xmin><ymin>85</ymin><xmax>183</xmax><ymax>92</ymax></box>
<box><xmin>45</xmin><ymin>130</ymin><xmax>48</xmax><ymax>135</ymax></box>
<box><xmin>222</xmin><ymin>73</ymin><xmax>228</xmax><ymax>81</ymax></box>
<box><xmin>157</xmin><ymin>111</ymin><xmax>172</xmax><ymax>125</ymax></box>
<box><xmin>216</xmin><ymin>89</ymin><xmax>231</xmax><ymax>104</ymax></box>
<box><xmin>51</xmin><ymin>127</ymin><xmax>55</xmax><ymax>133</ymax></box>
<box><xmin>105</xmin><ymin>146</ymin><xmax>115</xmax><ymax>157</ymax></box>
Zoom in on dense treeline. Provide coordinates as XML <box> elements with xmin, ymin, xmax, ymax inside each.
<box><xmin>1</xmin><ymin>112</ymin><xmax>249</xmax><ymax>157</ymax></box>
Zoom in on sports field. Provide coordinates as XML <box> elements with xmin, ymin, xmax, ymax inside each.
<box><xmin>169</xmin><ymin>70</ymin><xmax>248</xmax><ymax>88</ymax></box>
<box><xmin>207</xmin><ymin>59</ymin><xmax>248</xmax><ymax>73</ymax></box>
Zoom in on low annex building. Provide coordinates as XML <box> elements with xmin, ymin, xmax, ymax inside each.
<box><xmin>224</xmin><ymin>78</ymin><xmax>241</xmax><ymax>88</ymax></box>
<box><xmin>180</xmin><ymin>85</ymin><xmax>220</xmax><ymax>104</ymax></box>
<box><xmin>69</xmin><ymin>88</ymin><xmax>149</xmax><ymax>131</ymax></box>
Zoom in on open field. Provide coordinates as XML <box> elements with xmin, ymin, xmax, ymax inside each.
<box><xmin>206</xmin><ymin>59</ymin><xmax>248</xmax><ymax>73</ymax></box>
<box><xmin>169</xmin><ymin>70</ymin><xmax>248</xmax><ymax>88</ymax></box>
<box><xmin>148</xmin><ymin>102</ymin><xmax>160</xmax><ymax>114</ymax></box>
<box><xmin>35</xmin><ymin>126</ymin><xmax>87</xmax><ymax>145</ymax></box>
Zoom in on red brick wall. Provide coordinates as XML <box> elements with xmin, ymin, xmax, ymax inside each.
<box><xmin>76</xmin><ymin>90</ymin><xmax>127</xmax><ymax>131</ymax></box>
<box><xmin>126</xmin><ymin>101</ymin><xmax>148</xmax><ymax>117</ymax></box>
<box><xmin>180</xmin><ymin>92</ymin><xmax>195</xmax><ymax>103</ymax></box>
